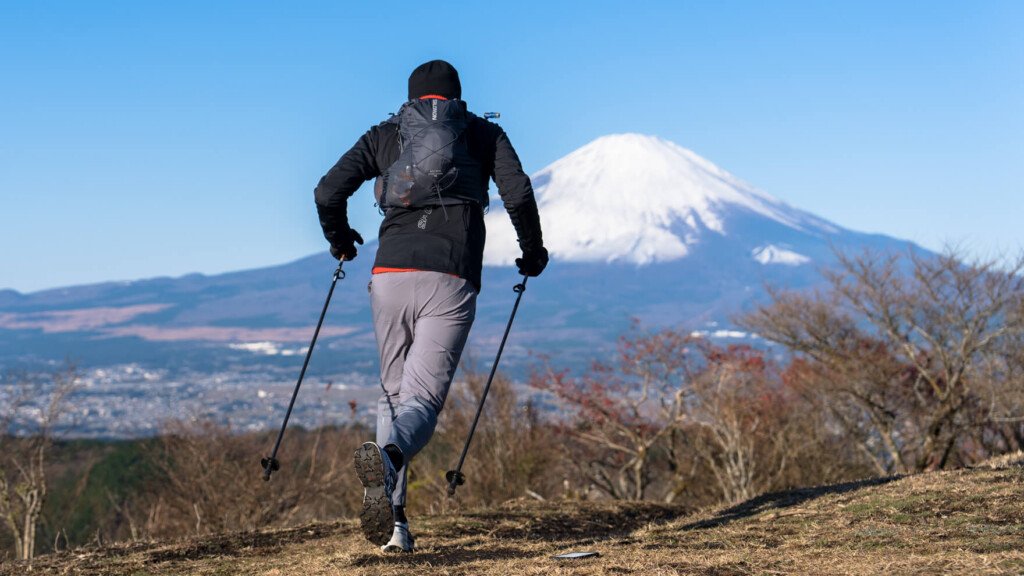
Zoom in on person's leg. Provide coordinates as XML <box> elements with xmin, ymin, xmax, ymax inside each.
<box><xmin>367</xmin><ymin>270</ymin><xmax>475</xmax><ymax>552</ymax></box>
<box><xmin>360</xmin><ymin>273</ymin><xmax>413</xmax><ymax>547</ymax></box>
<box><xmin>385</xmin><ymin>272</ymin><xmax>477</xmax><ymax>464</ymax></box>
<box><xmin>369</xmin><ymin>274</ymin><xmax>415</xmax><ymax>505</ymax></box>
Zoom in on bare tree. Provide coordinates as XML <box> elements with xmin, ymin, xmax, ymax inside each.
<box><xmin>968</xmin><ymin>317</ymin><xmax>1024</xmax><ymax>456</ymax></box>
<box><xmin>685</xmin><ymin>344</ymin><xmax>792</xmax><ymax>504</ymax></box>
<box><xmin>0</xmin><ymin>363</ymin><xmax>80</xmax><ymax>560</ymax></box>
<box><xmin>743</xmin><ymin>291</ymin><xmax>918</xmax><ymax>475</ymax></box>
<box><xmin>740</xmin><ymin>247</ymin><xmax>1024</xmax><ymax>473</ymax></box>
<box><xmin>530</xmin><ymin>325</ymin><xmax>695</xmax><ymax>501</ymax></box>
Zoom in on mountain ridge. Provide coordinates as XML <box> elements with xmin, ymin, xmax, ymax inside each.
<box><xmin>0</xmin><ymin>134</ymin><xmax>923</xmax><ymax>436</ymax></box>
<box><xmin>0</xmin><ymin>132</ymin><xmax>921</xmax><ymax>358</ymax></box>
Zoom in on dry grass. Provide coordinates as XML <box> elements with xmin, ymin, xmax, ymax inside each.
<box><xmin>7</xmin><ymin>459</ymin><xmax>1023</xmax><ymax>576</ymax></box>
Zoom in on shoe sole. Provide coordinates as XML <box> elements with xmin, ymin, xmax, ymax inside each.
<box><xmin>382</xmin><ymin>543</ymin><xmax>414</xmax><ymax>554</ymax></box>
<box><xmin>354</xmin><ymin>443</ymin><xmax>395</xmax><ymax>546</ymax></box>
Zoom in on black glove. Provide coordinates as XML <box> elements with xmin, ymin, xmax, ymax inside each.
<box><xmin>515</xmin><ymin>247</ymin><xmax>549</xmax><ymax>277</ymax></box>
<box><xmin>330</xmin><ymin>229</ymin><xmax>364</xmax><ymax>261</ymax></box>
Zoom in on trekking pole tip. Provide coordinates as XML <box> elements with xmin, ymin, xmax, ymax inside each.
<box><xmin>445</xmin><ymin>470</ymin><xmax>465</xmax><ymax>497</ymax></box>
<box><xmin>261</xmin><ymin>456</ymin><xmax>280</xmax><ymax>481</ymax></box>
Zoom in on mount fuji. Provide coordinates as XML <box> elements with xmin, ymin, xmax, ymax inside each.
<box><xmin>470</xmin><ymin>134</ymin><xmax>913</xmax><ymax>351</ymax></box>
<box><xmin>485</xmin><ymin>134</ymin><xmax>839</xmax><ymax>268</ymax></box>
<box><xmin>0</xmin><ymin>134</ymin><xmax>917</xmax><ymax>434</ymax></box>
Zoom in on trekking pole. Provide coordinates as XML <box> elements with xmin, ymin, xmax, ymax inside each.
<box><xmin>446</xmin><ymin>275</ymin><xmax>528</xmax><ymax>496</ymax></box>
<box><xmin>261</xmin><ymin>260</ymin><xmax>346</xmax><ymax>481</ymax></box>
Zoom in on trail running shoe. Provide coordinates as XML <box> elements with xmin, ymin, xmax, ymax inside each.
<box><xmin>354</xmin><ymin>442</ymin><xmax>398</xmax><ymax>545</ymax></box>
<box><xmin>381</xmin><ymin>522</ymin><xmax>415</xmax><ymax>553</ymax></box>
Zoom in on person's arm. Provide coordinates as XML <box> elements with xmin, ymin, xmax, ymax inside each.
<box><xmin>491</xmin><ymin>128</ymin><xmax>547</xmax><ymax>275</ymax></box>
<box><xmin>313</xmin><ymin>128</ymin><xmax>381</xmax><ymax>259</ymax></box>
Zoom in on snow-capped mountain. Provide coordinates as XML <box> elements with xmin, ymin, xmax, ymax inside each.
<box><xmin>485</xmin><ymin>134</ymin><xmax>839</xmax><ymax>267</ymax></box>
<box><xmin>0</xmin><ymin>133</ymin><xmax>926</xmax><ymax>436</ymax></box>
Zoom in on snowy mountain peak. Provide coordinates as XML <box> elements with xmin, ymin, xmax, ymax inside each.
<box><xmin>484</xmin><ymin>134</ymin><xmax>838</xmax><ymax>266</ymax></box>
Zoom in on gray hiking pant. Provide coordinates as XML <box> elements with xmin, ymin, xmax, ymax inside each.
<box><xmin>370</xmin><ymin>271</ymin><xmax>477</xmax><ymax>506</ymax></box>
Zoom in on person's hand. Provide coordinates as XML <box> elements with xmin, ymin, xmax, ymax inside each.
<box><xmin>330</xmin><ymin>229</ymin><xmax>364</xmax><ymax>261</ymax></box>
<box><xmin>515</xmin><ymin>247</ymin><xmax>549</xmax><ymax>277</ymax></box>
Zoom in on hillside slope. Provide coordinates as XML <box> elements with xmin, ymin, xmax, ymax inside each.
<box><xmin>10</xmin><ymin>456</ymin><xmax>1023</xmax><ymax>575</ymax></box>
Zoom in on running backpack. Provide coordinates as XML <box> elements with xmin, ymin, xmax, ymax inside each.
<box><xmin>376</xmin><ymin>98</ymin><xmax>487</xmax><ymax>211</ymax></box>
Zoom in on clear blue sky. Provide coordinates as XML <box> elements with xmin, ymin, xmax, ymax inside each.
<box><xmin>2</xmin><ymin>1</ymin><xmax>1021</xmax><ymax>292</ymax></box>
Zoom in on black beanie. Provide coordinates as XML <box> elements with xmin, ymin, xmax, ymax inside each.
<box><xmin>408</xmin><ymin>60</ymin><xmax>462</xmax><ymax>100</ymax></box>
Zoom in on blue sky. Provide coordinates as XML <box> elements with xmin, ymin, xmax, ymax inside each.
<box><xmin>1</xmin><ymin>1</ymin><xmax>1021</xmax><ymax>292</ymax></box>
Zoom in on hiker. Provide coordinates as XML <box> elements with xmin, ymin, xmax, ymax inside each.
<box><xmin>313</xmin><ymin>60</ymin><xmax>548</xmax><ymax>553</ymax></box>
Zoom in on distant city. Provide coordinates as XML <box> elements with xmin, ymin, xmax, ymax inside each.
<box><xmin>24</xmin><ymin>362</ymin><xmax>382</xmax><ymax>439</ymax></box>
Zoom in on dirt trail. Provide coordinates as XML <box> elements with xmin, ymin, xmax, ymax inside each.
<box><xmin>8</xmin><ymin>461</ymin><xmax>1023</xmax><ymax>575</ymax></box>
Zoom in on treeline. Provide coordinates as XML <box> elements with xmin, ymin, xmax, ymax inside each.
<box><xmin>3</xmin><ymin>247</ymin><xmax>1024</xmax><ymax>559</ymax></box>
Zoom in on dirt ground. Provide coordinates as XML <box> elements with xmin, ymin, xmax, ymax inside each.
<box><xmin>7</xmin><ymin>457</ymin><xmax>1023</xmax><ymax>576</ymax></box>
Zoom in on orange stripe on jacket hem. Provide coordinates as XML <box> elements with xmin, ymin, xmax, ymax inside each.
<box><xmin>372</xmin><ymin>267</ymin><xmax>461</xmax><ymax>278</ymax></box>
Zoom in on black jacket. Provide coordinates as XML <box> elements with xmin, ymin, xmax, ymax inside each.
<box><xmin>314</xmin><ymin>102</ymin><xmax>543</xmax><ymax>291</ymax></box>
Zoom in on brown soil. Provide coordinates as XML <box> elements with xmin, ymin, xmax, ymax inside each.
<box><xmin>7</xmin><ymin>461</ymin><xmax>1023</xmax><ymax>575</ymax></box>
